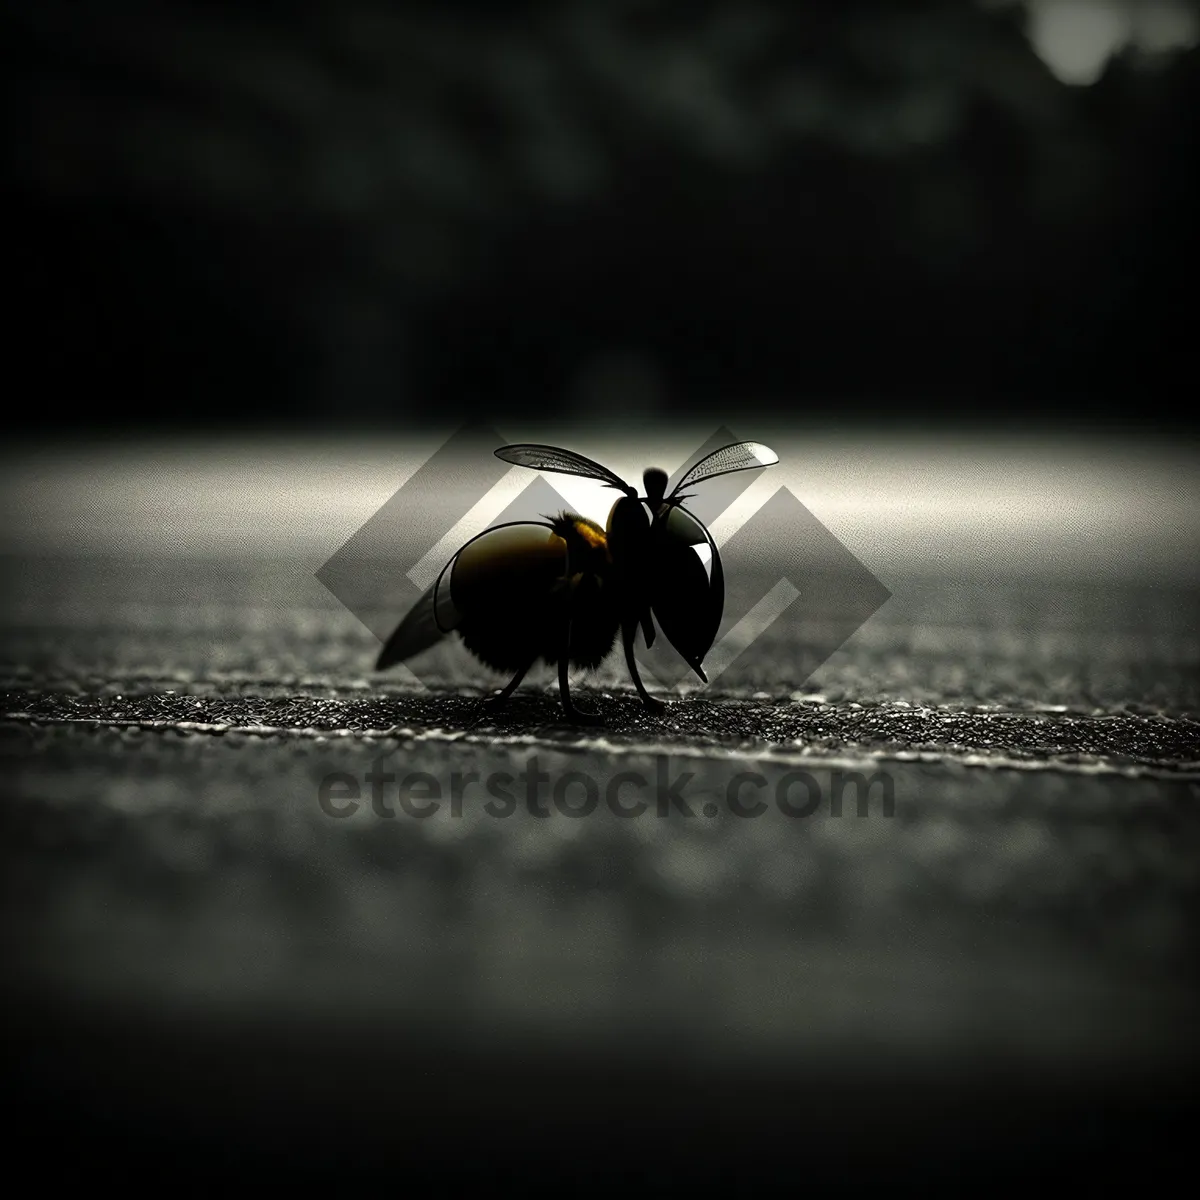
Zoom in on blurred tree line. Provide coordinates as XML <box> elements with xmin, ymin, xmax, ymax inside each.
<box><xmin>7</xmin><ymin>0</ymin><xmax>1198</xmax><ymax>432</ymax></box>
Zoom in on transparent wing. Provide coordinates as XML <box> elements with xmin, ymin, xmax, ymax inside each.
<box><xmin>495</xmin><ymin>443</ymin><xmax>631</xmax><ymax>492</ymax></box>
<box><xmin>375</xmin><ymin>579</ymin><xmax>453</xmax><ymax>669</ymax></box>
<box><xmin>669</xmin><ymin>442</ymin><xmax>778</xmax><ymax>498</ymax></box>
<box><xmin>375</xmin><ymin>520</ymin><xmax>560</xmax><ymax>670</ymax></box>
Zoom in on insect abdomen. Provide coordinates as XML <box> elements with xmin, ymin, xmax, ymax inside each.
<box><xmin>450</xmin><ymin>515</ymin><xmax>619</xmax><ymax>674</ymax></box>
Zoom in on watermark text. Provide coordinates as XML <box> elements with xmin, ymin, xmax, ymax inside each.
<box><xmin>317</xmin><ymin>756</ymin><xmax>894</xmax><ymax>820</ymax></box>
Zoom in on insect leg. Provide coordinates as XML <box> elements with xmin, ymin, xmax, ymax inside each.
<box><xmin>622</xmin><ymin>616</ymin><xmax>667</xmax><ymax>713</ymax></box>
<box><xmin>491</xmin><ymin>657</ymin><xmax>535</xmax><ymax>704</ymax></box>
<box><xmin>639</xmin><ymin>609</ymin><xmax>656</xmax><ymax>650</ymax></box>
<box><xmin>558</xmin><ymin>622</ymin><xmax>603</xmax><ymax>725</ymax></box>
<box><xmin>464</xmin><ymin>656</ymin><xmax>538</xmax><ymax>729</ymax></box>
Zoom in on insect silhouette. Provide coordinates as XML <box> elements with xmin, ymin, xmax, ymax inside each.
<box><xmin>376</xmin><ymin>440</ymin><xmax>779</xmax><ymax>723</ymax></box>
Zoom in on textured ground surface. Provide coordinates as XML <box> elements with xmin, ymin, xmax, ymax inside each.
<box><xmin>3</xmin><ymin>437</ymin><xmax>1199</xmax><ymax>1185</ymax></box>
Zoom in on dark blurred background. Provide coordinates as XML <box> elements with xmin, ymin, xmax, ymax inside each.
<box><xmin>7</xmin><ymin>0</ymin><xmax>1199</xmax><ymax>436</ymax></box>
<box><xmin>5</xmin><ymin>5</ymin><xmax>1200</xmax><ymax>1187</ymax></box>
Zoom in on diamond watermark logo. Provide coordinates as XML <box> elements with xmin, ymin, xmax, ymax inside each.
<box><xmin>316</xmin><ymin>424</ymin><xmax>890</xmax><ymax>690</ymax></box>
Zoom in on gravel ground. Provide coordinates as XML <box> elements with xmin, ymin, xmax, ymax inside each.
<box><xmin>3</xmin><ymin>439</ymin><xmax>1198</xmax><ymax>1186</ymax></box>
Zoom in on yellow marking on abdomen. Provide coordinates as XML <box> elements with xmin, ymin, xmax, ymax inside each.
<box><xmin>572</xmin><ymin>520</ymin><xmax>607</xmax><ymax>551</ymax></box>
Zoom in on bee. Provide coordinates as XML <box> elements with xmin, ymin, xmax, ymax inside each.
<box><xmin>376</xmin><ymin>440</ymin><xmax>779</xmax><ymax>722</ymax></box>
